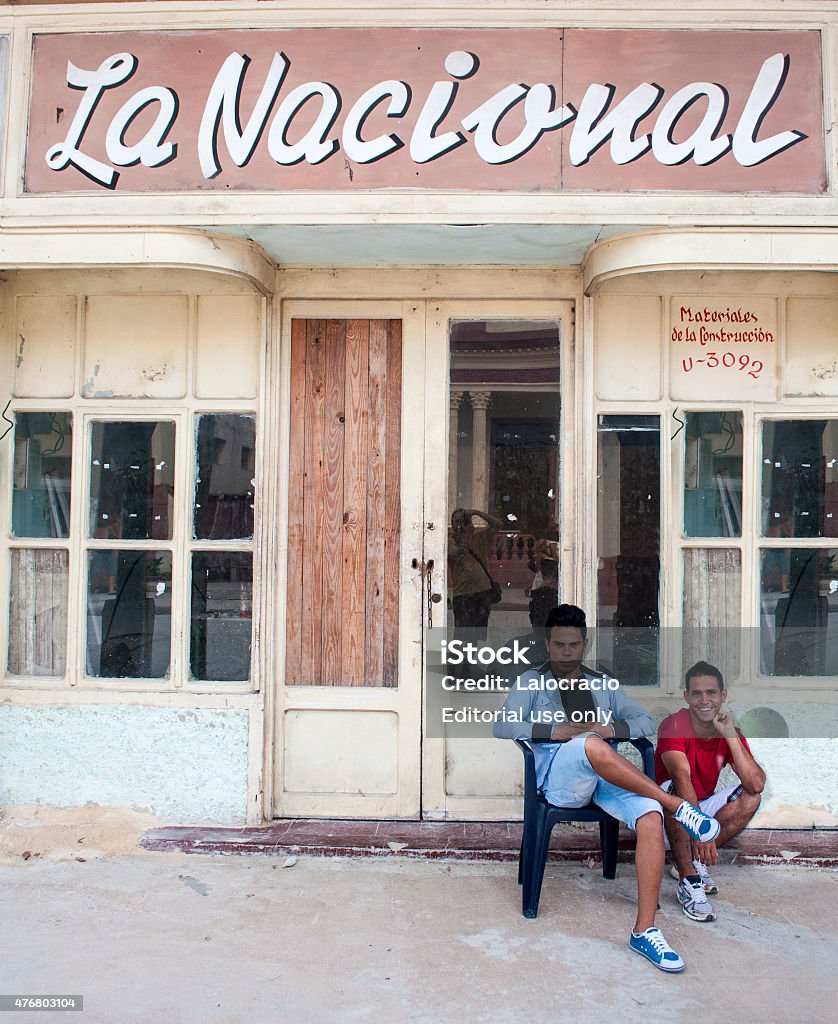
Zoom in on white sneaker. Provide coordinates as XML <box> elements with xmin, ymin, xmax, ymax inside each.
<box><xmin>693</xmin><ymin>858</ymin><xmax>718</xmax><ymax>894</ymax></box>
<box><xmin>677</xmin><ymin>877</ymin><xmax>716</xmax><ymax>922</ymax></box>
<box><xmin>669</xmin><ymin>859</ymin><xmax>719</xmax><ymax>894</ymax></box>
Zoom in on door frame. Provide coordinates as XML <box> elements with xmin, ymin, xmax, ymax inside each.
<box><xmin>270</xmin><ymin>299</ymin><xmax>427</xmax><ymax>819</ymax></box>
<box><xmin>421</xmin><ymin>299</ymin><xmax>577</xmax><ymax>820</ymax></box>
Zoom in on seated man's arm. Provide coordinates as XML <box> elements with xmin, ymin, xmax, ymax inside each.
<box><xmin>660</xmin><ymin>749</ymin><xmax>701</xmax><ymax>808</ymax></box>
<box><xmin>492</xmin><ymin>677</ymin><xmax>541</xmax><ymax>741</ymax></box>
<box><xmin>662</xmin><ymin>749</ymin><xmax>718</xmax><ymax>867</ymax></box>
<box><xmin>714</xmin><ymin>713</ymin><xmax>766</xmax><ymax>795</ymax></box>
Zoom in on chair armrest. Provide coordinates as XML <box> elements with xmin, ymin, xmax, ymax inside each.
<box><xmin>514</xmin><ymin>738</ymin><xmax>539</xmax><ymax>817</ymax></box>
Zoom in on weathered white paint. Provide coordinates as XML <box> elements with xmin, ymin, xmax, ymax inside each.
<box><xmin>13</xmin><ymin>294</ymin><xmax>77</xmax><ymax>398</ymax></box>
<box><xmin>83</xmin><ymin>294</ymin><xmax>189</xmax><ymax>398</ymax></box>
<box><xmin>0</xmin><ymin>704</ymin><xmax>249</xmax><ymax>824</ymax></box>
<box><xmin>785</xmin><ymin>297</ymin><xmax>838</xmax><ymax>397</ymax></box>
<box><xmin>195</xmin><ymin>294</ymin><xmax>262</xmax><ymax>399</ymax></box>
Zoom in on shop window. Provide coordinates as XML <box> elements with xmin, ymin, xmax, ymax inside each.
<box><xmin>596</xmin><ymin>415</ymin><xmax>660</xmax><ymax>685</ymax></box>
<box><xmin>190</xmin><ymin>552</ymin><xmax>253</xmax><ymax>681</ymax></box>
<box><xmin>759</xmin><ymin>420</ymin><xmax>838</xmax><ymax>677</ymax></box>
<box><xmin>683</xmin><ymin>411</ymin><xmax>743</xmax><ymax>537</ymax></box>
<box><xmin>191</xmin><ymin>414</ymin><xmax>256</xmax><ymax>681</ymax></box>
<box><xmin>6</xmin><ymin>410</ymin><xmax>257</xmax><ymax>686</ymax></box>
<box><xmin>683</xmin><ymin>548</ymin><xmax>741</xmax><ymax>679</ymax></box>
<box><xmin>89</xmin><ymin>421</ymin><xmax>175</xmax><ymax>541</ymax></box>
<box><xmin>8</xmin><ymin>412</ymin><xmax>72</xmax><ymax>677</ymax></box>
<box><xmin>8</xmin><ymin>549</ymin><xmax>68</xmax><ymax>676</ymax></box>
<box><xmin>86</xmin><ymin>550</ymin><xmax>172</xmax><ymax>678</ymax></box>
<box><xmin>194</xmin><ymin>414</ymin><xmax>256</xmax><ymax>540</ymax></box>
<box><xmin>761</xmin><ymin>420</ymin><xmax>838</xmax><ymax>538</ymax></box>
<box><xmin>12</xmin><ymin>412</ymin><xmax>72</xmax><ymax>538</ymax></box>
<box><xmin>447</xmin><ymin>320</ymin><xmax>560</xmax><ymax>639</ymax></box>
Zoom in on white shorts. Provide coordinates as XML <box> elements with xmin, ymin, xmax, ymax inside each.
<box><xmin>660</xmin><ymin>778</ymin><xmax>742</xmax><ymax>817</ymax></box>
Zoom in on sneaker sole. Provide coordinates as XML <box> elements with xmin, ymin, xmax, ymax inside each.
<box><xmin>679</xmin><ymin>901</ymin><xmax>716</xmax><ymax>922</ymax></box>
<box><xmin>630</xmin><ymin>943</ymin><xmax>685</xmax><ymax>973</ymax></box>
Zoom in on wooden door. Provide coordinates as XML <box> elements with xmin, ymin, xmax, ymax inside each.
<box><xmin>273</xmin><ymin>303</ymin><xmax>425</xmax><ymax>818</ymax></box>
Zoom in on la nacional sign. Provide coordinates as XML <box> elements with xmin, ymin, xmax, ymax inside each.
<box><xmin>24</xmin><ymin>28</ymin><xmax>825</xmax><ymax>194</ymax></box>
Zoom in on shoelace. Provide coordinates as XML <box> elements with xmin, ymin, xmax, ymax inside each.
<box><xmin>677</xmin><ymin>803</ymin><xmax>703</xmax><ymax>831</ymax></box>
<box><xmin>644</xmin><ymin>929</ymin><xmax>671</xmax><ymax>954</ymax></box>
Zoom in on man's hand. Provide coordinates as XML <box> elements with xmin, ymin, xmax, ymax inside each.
<box><xmin>692</xmin><ymin>839</ymin><xmax>719</xmax><ymax>866</ymax></box>
<box><xmin>712</xmin><ymin>709</ymin><xmax>738</xmax><ymax>740</ymax></box>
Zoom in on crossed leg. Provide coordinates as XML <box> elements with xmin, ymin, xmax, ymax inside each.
<box><xmin>665</xmin><ymin>790</ymin><xmax>761</xmax><ymax>876</ymax></box>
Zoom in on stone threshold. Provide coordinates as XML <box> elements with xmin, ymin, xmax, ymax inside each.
<box><xmin>140</xmin><ymin>821</ymin><xmax>838</xmax><ymax>867</ymax></box>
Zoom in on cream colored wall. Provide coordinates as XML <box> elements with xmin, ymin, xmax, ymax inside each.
<box><xmin>0</xmin><ymin>266</ymin><xmax>268</xmax><ymax>824</ymax></box>
<box><xmin>592</xmin><ymin>268</ymin><xmax>838</xmax><ymax>828</ymax></box>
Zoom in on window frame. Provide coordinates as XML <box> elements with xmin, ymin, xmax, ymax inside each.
<box><xmin>4</xmin><ymin>399</ymin><xmax>260</xmax><ymax>694</ymax></box>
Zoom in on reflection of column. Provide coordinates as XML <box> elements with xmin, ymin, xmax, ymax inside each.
<box><xmin>449</xmin><ymin>391</ymin><xmax>464</xmax><ymax>516</ymax></box>
<box><xmin>470</xmin><ymin>391</ymin><xmax>491</xmax><ymax>514</ymax></box>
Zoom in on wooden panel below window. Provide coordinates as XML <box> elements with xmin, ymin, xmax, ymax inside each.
<box><xmin>286</xmin><ymin>319</ymin><xmax>402</xmax><ymax>686</ymax></box>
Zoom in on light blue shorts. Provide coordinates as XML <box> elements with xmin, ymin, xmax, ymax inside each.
<box><xmin>541</xmin><ymin>734</ymin><xmax>663</xmax><ymax>831</ymax></box>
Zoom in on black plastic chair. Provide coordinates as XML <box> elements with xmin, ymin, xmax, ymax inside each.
<box><xmin>514</xmin><ymin>736</ymin><xmax>655</xmax><ymax>919</ymax></box>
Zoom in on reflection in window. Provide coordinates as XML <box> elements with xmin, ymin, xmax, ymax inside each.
<box><xmin>8</xmin><ymin>549</ymin><xmax>69</xmax><ymax>676</ymax></box>
<box><xmin>194</xmin><ymin>415</ymin><xmax>256</xmax><ymax>540</ymax></box>
<box><xmin>12</xmin><ymin>412</ymin><xmax>72</xmax><ymax>538</ymax></box>
<box><xmin>190</xmin><ymin>552</ymin><xmax>253</xmax><ymax>681</ymax></box>
<box><xmin>683</xmin><ymin>411</ymin><xmax>743</xmax><ymax>537</ymax></box>
<box><xmin>760</xmin><ymin>547</ymin><xmax>838</xmax><ymax>676</ymax></box>
<box><xmin>447</xmin><ymin>321</ymin><xmax>560</xmax><ymax>639</ymax></box>
<box><xmin>762</xmin><ymin>420</ymin><xmax>838</xmax><ymax>538</ymax></box>
<box><xmin>86</xmin><ymin>550</ymin><xmax>171</xmax><ymax>678</ymax></box>
<box><xmin>89</xmin><ymin>422</ymin><xmax>175</xmax><ymax>540</ymax></box>
<box><xmin>597</xmin><ymin>415</ymin><xmax>660</xmax><ymax>685</ymax></box>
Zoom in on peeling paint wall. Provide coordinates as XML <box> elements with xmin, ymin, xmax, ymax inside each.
<box><xmin>0</xmin><ymin>704</ymin><xmax>248</xmax><ymax>824</ymax></box>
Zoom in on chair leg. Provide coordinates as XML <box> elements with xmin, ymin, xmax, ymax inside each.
<box><xmin>517</xmin><ymin>831</ymin><xmax>525</xmax><ymax>885</ymax></box>
<box><xmin>600</xmin><ymin>817</ymin><xmax>619</xmax><ymax>880</ymax></box>
<box><xmin>523</xmin><ymin>816</ymin><xmax>553</xmax><ymax>919</ymax></box>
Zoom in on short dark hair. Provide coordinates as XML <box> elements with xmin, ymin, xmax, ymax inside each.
<box><xmin>545</xmin><ymin>603</ymin><xmax>587</xmax><ymax>639</ymax></box>
<box><xmin>684</xmin><ymin>660</ymin><xmax>725</xmax><ymax>692</ymax></box>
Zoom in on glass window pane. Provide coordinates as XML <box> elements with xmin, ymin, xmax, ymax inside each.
<box><xmin>597</xmin><ymin>415</ymin><xmax>660</xmax><ymax>685</ymax></box>
<box><xmin>190</xmin><ymin>552</ymin><xmax>253</xmax><ymax>681</ymax></box>
<box><xmin>8</xmin><ymin>549</ymin><xmax>69</xmax><ymax>676</ymax></box>
<box><xmin>447</xmin><ymin>321</ymin><xmax>560</xmax><ymax>639</ymax></box>
<box><xmin>683</xmin><ymin>411</ymin><xmax>743</xmax><ymax>537</ymax></box>
<box><xmin>760</xmin><ymin>547</ymin><xmax>838</xmax><ymax>676</ymax></box>
<box><xmin>89</xmin><ymin>422</ymin><xmax>175</xmax><ymax>540</ymax></box>
<box><xmin>762</xmin><ymin>420</ymin><xmax>838</xmax><ymax>538</ymax></box>
<box><xmin>11</xmin><ymin>412</ymin><xmax>72</xmax><ymax>538</ymax></box>
<box><xmin>194</xmin><ymin>414</ymin><xmax>256</xmax><ymax>540</ymax></box>
<box><xmin>86</xmin><ymin>550</ymin><xmax>171</xmax><ymax>678</ymax></box>
<box><xmin>683</xmin><ymin>548</ymin><xmax>741</xmax><ymax>679</ymax></box>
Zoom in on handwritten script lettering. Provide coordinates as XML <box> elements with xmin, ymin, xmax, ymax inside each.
<box><xmin>42</xmin><ymin>46</ymin><xmax>807</xmax><ymax>190</ymax></box>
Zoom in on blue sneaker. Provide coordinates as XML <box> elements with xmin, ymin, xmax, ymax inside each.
<box><xmin>674</xmin><ymin>800</ymin><xmax>721</xmax><ymax>843</ymax></box>
<box><xmin>629</xmin><ymin>927</ymin><xmax>685</xmax><ymax>972</ymax></box>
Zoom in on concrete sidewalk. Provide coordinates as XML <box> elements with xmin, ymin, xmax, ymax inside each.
<box><xmin>3</xmin><ymin>849</ymin><xmax>836</xmax><ymax>1024</ymax></box>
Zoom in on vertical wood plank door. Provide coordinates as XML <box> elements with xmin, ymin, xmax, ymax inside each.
<box><xmin>286</xmin><ymin>319</ymin><xmax>402</xmax><ymax>687</ymax></box>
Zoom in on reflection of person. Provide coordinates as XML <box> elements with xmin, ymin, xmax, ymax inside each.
<box><xmin>762</xmin><ymin>514</ymin><xmax>792</xmax><ymax>592</ymax></box>
<box><xmin>448</xmin><ymin>507</ymin><xmax>503</xmax><ymax>630</ymax></box>
<box><xmin>528</xmin><ymin>558</ymin><xmax>558</xmax><ymax>627</ymax></box>
<box><xmin>655</xmin><ymin>661</ymin><xmax>765</xmax><ymax>923</ymax></box>
<box><xmin>494</xmin><ymin>604</ymin><xmax>722</xmax><ymax>973</ymax></box>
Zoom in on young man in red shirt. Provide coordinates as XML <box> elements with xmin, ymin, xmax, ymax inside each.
<box><xmin>655</xmin><ymin>660</ymin><xmax>766</xmax><ymax>923</ymax></box>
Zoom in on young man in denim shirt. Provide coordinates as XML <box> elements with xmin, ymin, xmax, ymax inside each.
<box><xmin>494</xmin><ymin>604</ymin><xmax>721</xmax><ymax>972</ymax></box>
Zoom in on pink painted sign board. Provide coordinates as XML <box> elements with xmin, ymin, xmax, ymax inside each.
<box><xmin>24</xmin><ymin>28</ymin><xmax>825</xmax><ymax>193</ymax></box>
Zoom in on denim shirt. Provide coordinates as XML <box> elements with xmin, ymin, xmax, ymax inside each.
<box><xmin>492</xmin><ymin>661</ymin><xmax>655</xmax><ymax>789</ymax></box>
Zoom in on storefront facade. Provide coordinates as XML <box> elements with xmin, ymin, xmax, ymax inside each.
<box><xmin>1</xmin><ymin>1</ymin><xmax>836</xmax><ymax>828</ymax></box>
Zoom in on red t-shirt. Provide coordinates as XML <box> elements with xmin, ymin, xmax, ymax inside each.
<box><xmin>655</xmin><ymin>708</ymin><xmax>751</xmax><ymax>801</ymax></box>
